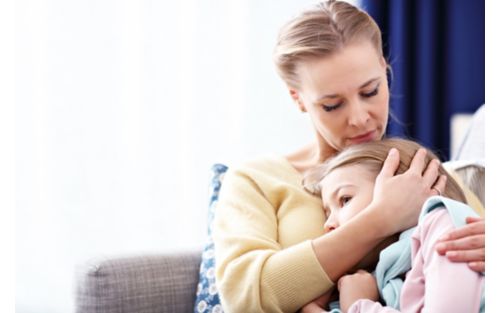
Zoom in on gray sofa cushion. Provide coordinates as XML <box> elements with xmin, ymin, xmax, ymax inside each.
<box><xmin>75</xmin><ymin>251</ymin><xmax>201</xmax><ymax>313</ymax></box>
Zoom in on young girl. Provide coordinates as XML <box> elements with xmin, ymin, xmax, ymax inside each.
<box><xmin>302</xmin><ymin>138</ymin><xmax>484</xmax><ymax>313</ymax></box>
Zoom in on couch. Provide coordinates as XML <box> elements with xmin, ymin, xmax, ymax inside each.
<box><xmin>74</xmin><ymin>105</ymin><xmax>485</xmax><ymax>313</ymax></box>
<box><xmin>75</xmin><ymin>250</ymin><xmax>202</xmax><ymax>313</ymax></box>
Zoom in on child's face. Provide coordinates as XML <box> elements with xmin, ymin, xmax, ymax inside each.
<box><xmin>320</xmin><ymin>163</ymin><xmax>376</xmax><ymax>232</ymax></box>
<box><xmin>320</xmin><ymin>163</ymin><xmax>399</xmax><ymax>271</ymax></box>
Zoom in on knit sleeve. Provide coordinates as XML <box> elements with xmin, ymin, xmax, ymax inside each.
<box><xmin>213</xmin><ymin>166</ymin><xmax>333</xmax><ymax>313</ymax></box>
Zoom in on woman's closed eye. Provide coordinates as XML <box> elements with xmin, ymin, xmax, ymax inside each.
<box><xmin>360</xmin><ymin>84</ymin><xmax>380</xmax><ymax>98</ymax></box>
<box><xmin>322</xmin><ymin>102</ymin><xmax>343</xmax><ymax>112</ymax></box>
<box><xmin>321</xmin><ymin>84</ymin><xmax>380</xmax><ymax>112</ymax></box>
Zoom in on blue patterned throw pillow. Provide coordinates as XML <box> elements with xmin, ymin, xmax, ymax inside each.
<box><xmin>194</xmin><ymin>163</ymin><xmax>228</xmax><ymax>313</ymax></box>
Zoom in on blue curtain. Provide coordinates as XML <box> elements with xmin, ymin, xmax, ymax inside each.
<box><xmin>361</xmin><ymin>0</ymin><xmax>484</xmax><ymax>159</ymax></box>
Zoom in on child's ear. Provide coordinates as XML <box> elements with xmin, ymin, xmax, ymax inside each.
<box><xmin>289</xmin><ymin>88</ymin><xmax>306</xmax><ymax>113</ymax></box>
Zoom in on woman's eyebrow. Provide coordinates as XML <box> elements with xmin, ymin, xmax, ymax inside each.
<box><xmin>315</xmin><ymin>92</ymin><xmax>340</xmax><ymax>102</ymax></box>
<box><xmin>359</xmin><ymin>77</ymin><xmax>381</xmax><ymax>89</ymax></box>
<box><xmin>314</xmin><ymin>77</ymin><xmax>381</xmax><ymax>102</ymax></box>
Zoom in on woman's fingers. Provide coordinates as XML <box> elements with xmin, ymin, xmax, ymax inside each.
<box><xmin>466</xmin><ymin>216</ymin><xmax>483</xmax><ymax>224</ymax></box>
<box><xmin>436</xmin><ymin>235</ymin><xmax>485</xmax><ymax>272</ymax></box>
<box><xmin>436</xmin><ymin>235</ymin><xmax>485</xmax><ymax>254</ymax></box>
<box><xmin>436</xmin><ymin>217</ymin><xmax>484</xmax><ymax>252</ymax></box>
<box><xmin>438</xmin><ymin>217</ymin><xmax>485</xmax><ymax>241</ymax></box>
<box><xmin>468</xmin><ymin>261</ymin><xmax>485</xmax><ymax>273</ymax></box>
<box><xmin>408</xmin><ymin>149</ymin><xmax>444</xmax><ymax>196</ymax></box>
<box><xmin>436</xmin><ymin>234</ymin><xmax>485</xmax><ymax>272</ymax></box>
<box><xmin>435</xmin><ymin>217</ymin><xmax>485</xmax><ymax>273</ymax></box>
<box><xmin>409</xmin><ymin>150</ymin><xmax>446</xmax><ymax>197</ymax></box>
<box><xmin>442</xmin><ymin>247</ymin><xmax>485</xmax><ymax>264</ymax></box>
<box><xmin>431</xmin><ymin>174</ymin><xmax>447</xmax><ymax>196</ymax></box>
<box><xmin>372</xmin><ymin>148</ymin><xmax>434</xmax><ymax>234</ymax></box>
<box><xmin>408</xmin><ymin>148</ymin><xmax>427</xmax><ymax>175</ymax></box>
<box><xmin>377</xmin><ymin>148</ymin><xmax>400</xmax><ymax>180</ymax></box>
<box><xmin>422</xmin><ymin>159</ymin><xmax>441</xmax><ymax>187</ymax></box>
<box><xmin>437</xmin><ymin>238</ymin><xmax>485</xmax><ymax>273</ymax></box>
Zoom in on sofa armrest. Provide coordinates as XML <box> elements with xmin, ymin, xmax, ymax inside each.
<box><xmin>75</xmin><ymin>250</ymin><xmax>202</xmax><ymax>313</ymax></box>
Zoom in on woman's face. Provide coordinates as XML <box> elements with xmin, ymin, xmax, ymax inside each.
<box><xmin>291</xmin><ymin>40</ymin><xmax>389</xmax><ymax>153</ymax></box>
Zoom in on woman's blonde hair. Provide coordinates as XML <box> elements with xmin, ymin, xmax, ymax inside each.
<box><xmin>303</xmin><ymin>138</ymin><xmax>467</xmax><ymax>203</ymax></box>
<box><xmin>273</xmin><ymin>0</ymin><xmax>384</xmax><ymax>89</ymax></box>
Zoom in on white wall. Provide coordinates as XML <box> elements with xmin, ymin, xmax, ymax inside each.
<box><xmin>15</xmin><ymin>0</ymin><xmax>346</xmax><ymax>312</ymax></box>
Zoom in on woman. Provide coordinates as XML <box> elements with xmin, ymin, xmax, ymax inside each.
<box><xmin>212</xmin><ymin>1</ymin><xmax>485</xmax><ymax>312</ymax></box>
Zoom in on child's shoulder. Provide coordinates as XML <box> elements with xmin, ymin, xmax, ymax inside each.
<box><xmin>418</xmin><ymin>196</ymin><xmax>478</xmax><ymax>236</ymax></box>
<box><xmin>420</xmin><ymin>208</ymin><xmax>454</xmax><ymax>231</ymax></box>
<box><xmin>415</xmin><ymin>208</ymin><xmax>454</xmax><ymax>245</ymax></box>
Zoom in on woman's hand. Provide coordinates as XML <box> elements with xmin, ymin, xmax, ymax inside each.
<box><xmin>338</xmin><ymin>270</ymin><xmax>378</xmax><ymax>312</ymax></box>
<box><xmin>370</xmin><ymin>148</ymin><xmax>446</xmax><ymax>235</ymax></box>
<box><xmin>435</xmin><ymin>216</ymin><xmax>485</xmax><ymax>272</ymax></box>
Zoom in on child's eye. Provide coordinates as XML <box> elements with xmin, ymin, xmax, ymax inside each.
<box><xmin>322</xmin><ymin>102</ymin><xmax>343</xmax><ymax>112</ymax></box>
<box><xmin>361</xmin><ymin>86</ymin><xmax>379</xmax><ymax>98</ymax></box>
<box><xmin>340</xmin><ymin>196</ymin><xmax>352</xmax><ymax>207</ymax></box>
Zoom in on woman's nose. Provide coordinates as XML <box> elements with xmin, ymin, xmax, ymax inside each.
<box><xmin>348</xmin><ymin>100</ymin><xmax>370</xmax><ymax>128</ymax></box>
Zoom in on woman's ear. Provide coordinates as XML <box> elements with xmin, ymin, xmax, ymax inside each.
<box><xmin>379</xmin><ymin>56</ymin><xmax>387</xmax><ymax>67</ymax></box>
<box><xmin>386</xmin><ymin>67</ymin><xmax>392</xmax><ymax>90</ymax></box>
<box><xmin>289</xmin><ymin>88</ymin><xmax>307</xmax><ymax>112</ymax></box>
<box><xmin>380</xmin><ymin>57</ymin><xmax>392</xmax><ymax>89</ymax></box>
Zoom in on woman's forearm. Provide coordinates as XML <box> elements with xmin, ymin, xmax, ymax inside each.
<box><xmin>312</xmin><ymin>203</ymin><xmax>389</xmax><ymax>281</ymax></box>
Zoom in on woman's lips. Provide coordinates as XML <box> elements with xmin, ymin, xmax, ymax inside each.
<box><xmin>349</xmin><ymin>130</ymin><xmax>376</xmax><ymax>144</ymax></box>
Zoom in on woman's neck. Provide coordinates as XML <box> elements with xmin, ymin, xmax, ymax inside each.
<box><xmin>316</xmin><ymin>133</ymin><xmax>339</xmax><ymax>162</ymax></box>
<box><xmin>285</xmin><ymin>140</ymin><xmax>338</xmax><ymax>175</ymax></box>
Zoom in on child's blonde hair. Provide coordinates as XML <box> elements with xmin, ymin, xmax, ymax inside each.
<box><xmin>303</xmin><ymin>138</ymin><xmax>467</xmax><ymax>203</ymax></box>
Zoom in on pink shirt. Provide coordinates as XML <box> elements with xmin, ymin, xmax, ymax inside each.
<box><xmin>348</xmin><ymin>209</ymin><xmax>484</xmax><ymax>313</ymax></box>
